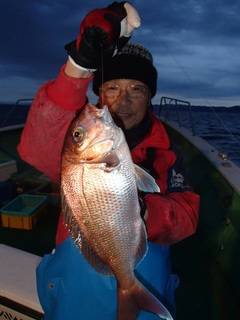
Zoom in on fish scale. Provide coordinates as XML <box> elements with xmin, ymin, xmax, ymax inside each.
<box><xmin>81</xmin><ymin>161</ymin><xmax>140</xmax><ymax>273</ymax></box>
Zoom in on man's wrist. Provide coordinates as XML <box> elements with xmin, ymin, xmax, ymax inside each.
<box><xmin>65</xmin><ymin>58</ymin><xmax>94</xmax><ymax>79</ymax></box>
<box><xmin>68</xmin><ymin>56</ymin><xmax>97</xmax><ymax>73</ymax></box>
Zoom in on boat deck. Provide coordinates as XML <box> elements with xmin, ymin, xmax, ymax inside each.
<box><xmin>1</xmin><ymin>102</ymin><xmax>240</xmax><ymax>319</ymax></box>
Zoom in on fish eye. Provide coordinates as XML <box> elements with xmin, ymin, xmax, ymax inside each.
<box><xmin>72</xmin><ymin>126</ymin><xmax>85</xmax><ymax>143</ymax></box>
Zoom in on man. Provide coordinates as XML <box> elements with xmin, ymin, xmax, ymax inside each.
<box><xmin>18</xmin><ymin>2</ymin><xmax>199</xmax><ymax>319</ymax></box>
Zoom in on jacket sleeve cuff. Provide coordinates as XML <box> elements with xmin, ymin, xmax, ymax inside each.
<box><xmin>47</xmin><ymin>64</ymin><xmax>93</xmax><ymax>111</ymax></box>
<box><xmin>144</xmin><ymin>192</ymin><xmax>200</xmax><ymax>244</ymax></box>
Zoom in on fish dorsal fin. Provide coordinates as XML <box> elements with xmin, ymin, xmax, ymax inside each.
<box><xmin>61</xmin><ymin>187</ymin><xmax>112</xmax><ymax>275</ymax></box>
<box><xmin>134</xmin><ymin>164</ymin><xmax>160</xmax><ymax>193</ymax></box>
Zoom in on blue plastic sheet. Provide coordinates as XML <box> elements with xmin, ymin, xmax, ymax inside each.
<box><xmin>37</xmin><ymin>236</ymin><xmax>179</xmax><ymax>319</ymax></box>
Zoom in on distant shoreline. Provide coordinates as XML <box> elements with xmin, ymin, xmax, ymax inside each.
<box><xmin>155</xmin><ymin>104</ymin><xmax>240</xmax><ymax>112</ymax></box>
<box><xmin>0</xmin><ymin>103</ymin><xmax>240</xmax><ymax>113</ymax></box>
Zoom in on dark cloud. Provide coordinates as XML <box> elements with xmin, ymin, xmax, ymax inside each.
<box><xmin>134</xmin><ymin>0</ymin><xmax>240</xmax><ymax>40</ymax></box>
<box><xmin>0</xmin><ymin>0</ymin><xmax>239</xmax><ymax>105</ymax></box>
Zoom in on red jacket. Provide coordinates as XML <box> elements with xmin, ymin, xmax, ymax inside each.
<box><xmin>18</xmin><ymin>65</ymin><xmax>200</xmax><ymax>246</ymax></box>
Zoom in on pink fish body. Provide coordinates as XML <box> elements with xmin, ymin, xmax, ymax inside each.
<box><xmin>61</xmin><ymin>104</ymin><xmax>173</xmax><ymax>320</ymax></box>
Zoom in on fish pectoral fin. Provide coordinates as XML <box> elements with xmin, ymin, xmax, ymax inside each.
<box><xmin>134</xmin><ymin>164</ymin><xmax>160</xmax><ymax>193</ymax></box>
<box><xmin>118</xmin><ymin>279</ymin><xmax>173</xmax><ymax>320</ymax></box>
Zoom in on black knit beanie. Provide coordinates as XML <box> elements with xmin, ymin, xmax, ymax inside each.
<box><xmin>93</xmin><ymin>43</ymin><xmax>158</xmax><ymax>97</ymax></box>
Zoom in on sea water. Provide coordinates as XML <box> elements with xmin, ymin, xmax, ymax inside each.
<box><xmin>1</xmin><ymin>103</ymin><xmax>240</xmax><ymax>167</ymax></box>
<box><xmin>153</xmin><ymin>105</ymin><xmax>240</xmax><ymax>167</ymax></box>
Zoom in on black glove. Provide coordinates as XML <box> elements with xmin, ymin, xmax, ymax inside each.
<box><xmin>65</xmin><ymin>2</ymin><xmax>131</xmax><ymax>71</ymax></box>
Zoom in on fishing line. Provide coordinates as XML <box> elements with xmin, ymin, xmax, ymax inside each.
<box><xmin>100</xmin><ymin>45</ymin><xmax>104</xmax><ymax>107</ymax></box>
<box><xmin>198</xmin><ymin>105</ymin><xmax>240</xmax><ymax>158</ymax></box>
<box><xmin>207</xmin><ymin>106</ymin><xmax>240</xmax><ymax>146</ymax></box>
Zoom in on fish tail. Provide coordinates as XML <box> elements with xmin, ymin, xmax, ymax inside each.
<box><xmin>117</xmin><ymin>279</ymin><xmax>173</xmax><ymax>320</ymax></box>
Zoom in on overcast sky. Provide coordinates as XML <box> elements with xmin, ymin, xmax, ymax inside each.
<box><xmin>1</xmin><ymin>0</ymin><xmax>240</xmax><ymax>106</ymax></box>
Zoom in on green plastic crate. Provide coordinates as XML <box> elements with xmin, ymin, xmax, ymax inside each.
<box><xmin>0</xmin><ymin>194</ymin><xmax>48</xmax><ymax>230</ymax></box>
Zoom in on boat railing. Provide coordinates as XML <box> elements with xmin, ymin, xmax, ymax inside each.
<box><xmin>155</xmin><ymin>96</ymin><xmax>196</xmax><ymax>135</ymax></box>
<box><xmin>0</xmin><ymin>99</ymin><xmax>33</xmax><ymax>132</ymax></box>
<box><xmin>154</xmin><ymin>96</ymin><xmax>240</xmax><ymax>168</ymax></box>
<box><xmin>15</xmin><ymin>98</ymin><xmax>33</xmax><ymax>106</ymax></box>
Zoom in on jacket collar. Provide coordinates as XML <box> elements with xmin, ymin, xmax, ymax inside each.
<box><xmin>132</xmin><ymin>112</ymin><xmax>170</xmax><ymax>151</ymax></box>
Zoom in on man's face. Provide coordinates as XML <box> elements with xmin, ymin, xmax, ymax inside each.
<box><xmin>99</xmin><ymin>79</ymin><xmax>150</xmax><ymax>130</ymax></box>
